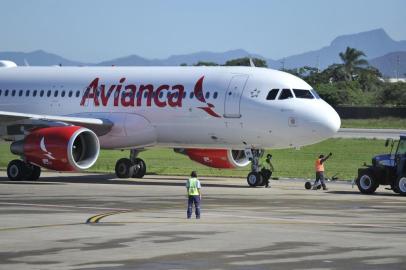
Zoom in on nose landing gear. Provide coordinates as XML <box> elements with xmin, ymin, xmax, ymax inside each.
<box><xmin>245</xmin><ymin>149</ymin><xmax>270</xmax><ymax>187</ymax></box>
<box><xmin>115</xmin><ymin>149</ymin><xmax>146</xmax><ymax>179</ymax></box>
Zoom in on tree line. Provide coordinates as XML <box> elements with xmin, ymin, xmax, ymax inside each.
<box><xmin>182</xmin><ymin>47</ymin><xmax>406</xmax><ymax>107</ymax></box>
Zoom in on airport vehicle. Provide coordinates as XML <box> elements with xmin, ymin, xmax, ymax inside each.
<box><xmin>0</xmin><ymin>60</ymin><xmax>340</xmax><ymax>185</ymax></box>
<box><xmin>356</xmin><ymin>135</ymin><xmax>406</xmax><ymax>195</ymax></box>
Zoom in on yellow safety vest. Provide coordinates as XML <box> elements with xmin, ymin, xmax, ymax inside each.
<box><xmin>188</xmin><ymin>178</ymin><xmax>200</xmax><ymax>196</ymax></box>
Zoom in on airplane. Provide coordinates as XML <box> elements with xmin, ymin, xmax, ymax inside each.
<box><xmin>0</xmin><ymin>60</ymin><xmax>340</xmax><ymax>186</ymax></box>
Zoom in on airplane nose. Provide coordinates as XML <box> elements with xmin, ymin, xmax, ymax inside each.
<box><xmin>320</xmin><ymin>102</ymin><xmax>341</xmax><ymax>136</ymax></box>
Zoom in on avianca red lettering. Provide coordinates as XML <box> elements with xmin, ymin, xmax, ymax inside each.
<box><xmin>80</xmin><ymin>78</ymin><xmax>185</xmax><ymax>108</ymax></box>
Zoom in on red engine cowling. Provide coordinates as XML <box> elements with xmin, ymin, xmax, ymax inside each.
<box><xmin>177</xmin><ymin>148</ymin><xmax>250</xmax><ymax>169</ymax></box>
<box><xmin>11</xmin><ymin>126</ymin><xmax>100</xmax><ymax>171</ymax></box>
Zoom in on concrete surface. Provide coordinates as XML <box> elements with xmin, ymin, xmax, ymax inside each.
<box><xmin>0</xmin><ymin>172</ymin><xmax>405</xmax><ymax>270</ymax></box>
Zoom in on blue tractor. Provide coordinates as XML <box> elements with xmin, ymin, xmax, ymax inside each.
<box><xmin>356</xmin><ymin>135</ymin><xmax>406</xmax><ymax>196</ymax></box>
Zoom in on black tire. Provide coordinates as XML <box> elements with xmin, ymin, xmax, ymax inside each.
<box><xmin>7</xmin><ymin>160</ymin><xmax>27</xmax><ymax>181</ymax></box>
<box><xmin>247</xmin><ymin>172</ymin><xmax>263</xmax><ymax>187</ymax></box>
<box><xmin>305</xmin><ymin>182</ymin><xmax>312</xmax><ymax>190</ymax></box>
<box><xmin>115</xmin><ymin>158</ymin><xmax>133</xmax><ymax>178</ymax></box>
<box><xmin>394</xmin><ymin>176</ymin><xmax>406</xmax><ymax>196</ymax></box>
<box><xmin>25</xmin><ymin>165</ymin><xmax>41</xmax><ymax>181</ymax></box>
<box><xmin>356</xmin><ymin>172</ymin><xmax>379</xmax><ymax>194</ymax></box>
<box><xmin>132</xmin><ymin>158</ymin><xmax>146</xmax><ymax>178</ymax></box>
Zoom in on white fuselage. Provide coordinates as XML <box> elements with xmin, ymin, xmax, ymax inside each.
<box><xmin>0</xmin><ymin>66</ymin><xmax>340</xmax><ymax>150</ymax></box>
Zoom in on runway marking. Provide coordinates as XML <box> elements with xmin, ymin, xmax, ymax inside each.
<box><xmin>86</xmin><ymin>210</ymin><xmax>133</xmax><ymax>224</ymax></box>
<box><xmin>0</xmin><ymin>223</ymin><xmax>83</xmax><ymax>232</ymax></box>
<box><xmin>0</xmin><ymin>202</ymin><xmax>131</xmax><ymax>211</ymax></box>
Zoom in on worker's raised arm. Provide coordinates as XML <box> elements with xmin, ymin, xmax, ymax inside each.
<box><xmin>321</xmin><ymin>152</ymin><xmax>332</xmax><ymax>163</ymax></box>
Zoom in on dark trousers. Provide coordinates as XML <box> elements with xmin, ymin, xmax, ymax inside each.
<box><xmin>187</xmin><ymin>195</ymin><xmax>201</xmax><ymax>219</ymax></box>
<box><xmin>314</xmin><ymin>171</ymin><xmax>326</xmax><ymax>188</ymax></box>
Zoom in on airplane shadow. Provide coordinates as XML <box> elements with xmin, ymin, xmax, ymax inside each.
<box><xmin>0</xmin><ymin>173</ymin><xmax>246</xmax><ymax>189</ymax></box>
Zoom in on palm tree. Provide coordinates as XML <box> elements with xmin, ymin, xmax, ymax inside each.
<box><xmin>339</xmin><ymin>47</ymin><xmax>369</xmax><ymax>81</ymax></box>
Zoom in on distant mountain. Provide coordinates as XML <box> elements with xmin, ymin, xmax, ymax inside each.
<box><xmin>279</xmin><ymin>29</ymin><xmax>406</xmax><ymax>70</ymax></box>
<box><xmin>0</xmin><ymin>50</ymin><xmax>85</xmax><ymax>66</ymax></box>
<box><xmin>370</xmin><ymin>51</ymin><xmax>406</xmax><ymax>78</ymax></box>
<box><xmin>0</xmin><ymin>29</ymin><xmax>405</xmax><ymax>75</ymax></box>
<box><xmin>96</xmin><ymin>49</ymin><xmax>278</xmax><ymax>67</ymax></box>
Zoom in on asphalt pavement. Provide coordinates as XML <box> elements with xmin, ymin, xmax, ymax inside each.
<box><xmin>0</xmin><ymin>172</ymin><xmax>405</xmax><ymax>270</ymax></box>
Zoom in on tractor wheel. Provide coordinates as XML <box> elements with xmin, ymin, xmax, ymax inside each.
<box><xmin>394</xmin><ymin>176</ymin><xmax>406</xmax><ymax>196</ymax></box>
<box><xmin>356</xmin><ymin>172</ymin><xmax>379</xmax><ymax>194</ymax></box>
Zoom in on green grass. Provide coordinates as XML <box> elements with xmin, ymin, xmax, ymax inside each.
<box><xmin>341</xmin><ymin>117</ymin><xmax>406</xmax><ymax>129</ymax></box>
<box><xmin>0</xmin><ymin>138</ymin><xmax>389</xmax><ymax>180</ymax></box>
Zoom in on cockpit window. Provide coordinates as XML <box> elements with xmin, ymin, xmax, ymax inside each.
<box><xmin>293</xmin><ymin>89</ymin><xmax>314</xmax><ymax>99</ymax></box>
<box><xmin>278</xmin><ymin>88</ymin><xmax>293</xmax><ymax>100</ymax></box>
<box><xmin>266</xmin><ymin>89</ymin><xmax>279</xmax><ymax>100</ymax></box>
<box><xmin>311</xmin><ymin>89</ymin><xmax>321</xmax><ymax>99</ymax></box>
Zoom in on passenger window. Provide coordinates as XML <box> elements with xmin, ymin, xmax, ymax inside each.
<box><xmin>47</xmin><ymin>90</ymin><xmax>51</xmax><ymax>97</ymax></box>
<box><xmin>68</xmin><ymin>91</ymin><xmax>73</xmax><ymax>97</ymax></box>
<box><xmin>159</xmin><ymin>92</ymin><xmax>164</xmax><ymax>98</ymax></box>
<box><xmin>12</xmin><ymin>90</ymin><xmax>16</xmax><ymax>96</ymax></box>
<box><xmin>278</xmin><ymin>89</ymin><xmax>293</xmax><ymax>100</ymax></box>
<box><xmin>54</xmin><ymin>91</ymin><xmax>58</xmax><ymax>97</ymax></box>
<box><xmin>266</xmin><ymin>89</ymin><xmax>279</xmax><ymax>100</ymax></box>
<box><xmin>0</xmin><ymin>89</ymin><xmax>2</xmax><ymax>96</ymax></box>
<box><xmin>293</xmin><ymin>89</ymin><xmax>314</xmax><ymax>99</ymax></box>
<box><xmin>61</xmin><ymin>91</ymin><xmax>65</xmax><ymax>97</ymax></box>
<box><xmin>76</xmin><ymin>91</ymin><xmax>80</xmax><ymax>97</ymax></box>
<box><xmin>40</xmin><ymin>90</ymin><xmax>44</xmax><ymax>97</ymax></box>
<box><xmin>5</xmin><ymin>90</ymin><xmax>9</xmax><ymax>96</ymax></box>
<box><xmin>19</xmin><ymin>90</ymin><xmax>23</xmax><ymax>96</ymax></box>
<box><xmin>26</xmin><ymin>90</ymin><xmax>30</xmax><ymax>97</ymax></box>
<box><xmin>33</xmin><ymin>90</ymin><xmax>37</xmax><ymax>97</ymax></box>
<box><xmin>205</xmin><ymin>92</ymin><xmax>210</xmax><ymax>99</ymax></box>
<box><xmin>213</xmin><ymin>92</ymin><xmax>218</xmax><ymax>99</ymax></box>
<box><xmin>190</xmin><ymin>92</ymin><xmax>194</xmax><ymax>99</ymax></box>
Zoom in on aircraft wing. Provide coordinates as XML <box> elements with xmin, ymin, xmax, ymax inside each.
<box><xmin>0</xmin><ymin>111</ymin><xmax>113</xmax><ymax>136</ymax></box>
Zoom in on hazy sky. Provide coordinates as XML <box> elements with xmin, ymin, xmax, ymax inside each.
<box><xmin>0</xmin><ymin>0</ymin><xmax>405</xmax><ymax>62</ymax></box>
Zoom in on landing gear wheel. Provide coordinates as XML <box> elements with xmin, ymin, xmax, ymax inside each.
<box><xmin>25</xmin><ymin>164</ymin><xmax>41</xmax><ymax>181</ymax></box>
<box><xmin>132</xmin><ymin>158</ymin><xmax>146</xmax><ymax>178</ymax></box>
<box><xmin>305</xmin><ymin>182</ymin><xmax>312</xmax><ymax>190</ymax></box>
<box><xmin>247</xmin><ymin>172</ymin><xmax>263</xmax><ymax>187</ymax></box>
<box><xmin>115</xmin><ymin>158</ymin><xmax>133</xmax><ymax>178</ymax></box>
<box><xmin>394</xmin><ymin>176</ymin><xmax>406</xmax><ymax>196</ymax></box>
<box><xmin>356</xmin><ymin>172</ymin><xmax>379</xmax><ymax>194</ymax></box>
<box><xmin>7</xmin><ymin>160</ymin><xmax>27</xmax><ymax>181</ymax></box>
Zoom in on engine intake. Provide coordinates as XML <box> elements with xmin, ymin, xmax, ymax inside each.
<box><xmin>11</xmin><ymin>126</ymin><xmax>100</xmax><ymax>171</ymax></box>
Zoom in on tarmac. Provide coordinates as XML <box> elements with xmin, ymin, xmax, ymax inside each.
<box><xmin>0</xmin><ymin>172</ymin><xmax>406</xmax><ymax>270</ymax></box>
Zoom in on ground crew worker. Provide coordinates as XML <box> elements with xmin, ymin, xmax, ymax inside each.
<box><xmin>261</xmin><ymin>154</ymin><xmax>274</xmax><ymax>188</ymax></box>
<box><xmin>313</xmin><ymin>153</ymin><xmax>332</xmax><ymax>190</ymax></box>
<box><xmin>186</xmin><ymin>171</ymin><xmax>201</xmax><ymax>219</ymax></box>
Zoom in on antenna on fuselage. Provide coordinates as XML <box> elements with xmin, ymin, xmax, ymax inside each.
<box><xmin>23</xmin><ymin>58</ymin><xmax>30</xmax><ymax>66</ymax></box>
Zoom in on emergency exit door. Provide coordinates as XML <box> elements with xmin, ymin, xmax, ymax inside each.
<box><xmin>224</xmin><ymin>75</ymin><xmax>248</xmax><ymax>118</ymax></box>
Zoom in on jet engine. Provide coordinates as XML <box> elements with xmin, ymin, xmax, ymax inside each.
<box><xmin>10</xmin><ymin>126</ymin><xmax>100</xmax><ymax>171</ymax></box>
<box><xmin>175</xmin><ymin>148</ymin><xmax>250</xmax><ymax>169</ymax></box>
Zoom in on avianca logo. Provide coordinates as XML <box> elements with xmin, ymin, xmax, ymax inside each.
<box><xmin>80</xmin><ymin>76</ymin><xmax>221</xmax><ymax>118</ymax></box>
<box><xmin>40</xmin><ymin>137</ymin><xmax>55</xmax><ymax>163</ymax></box>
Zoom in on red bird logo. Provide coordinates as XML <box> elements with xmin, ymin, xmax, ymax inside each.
<box><xmin>194</xmin><ymin>76</ymin><xmax>221</xmax><ymax>118</ymax></box>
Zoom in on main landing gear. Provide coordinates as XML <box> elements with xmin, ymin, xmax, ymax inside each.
<box><xmin>246</xmin><ymin>149</ymin><xmax>271</xmax><ymax>187</ymax></box>
<box><xmin>7</xmin><ymin>159</ymin><xmax>41</xmax><ymax>181</ymax></box>
<box><xmin>115</xmin><ymin>149</ymin><xmax>146</xmax><ymax>179</ymax></box>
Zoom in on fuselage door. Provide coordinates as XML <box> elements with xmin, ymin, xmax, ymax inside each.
<box><xmin>224</xmin><ymin>75</ymin><xmax>249</xmax><ymax>118</ymax></box>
